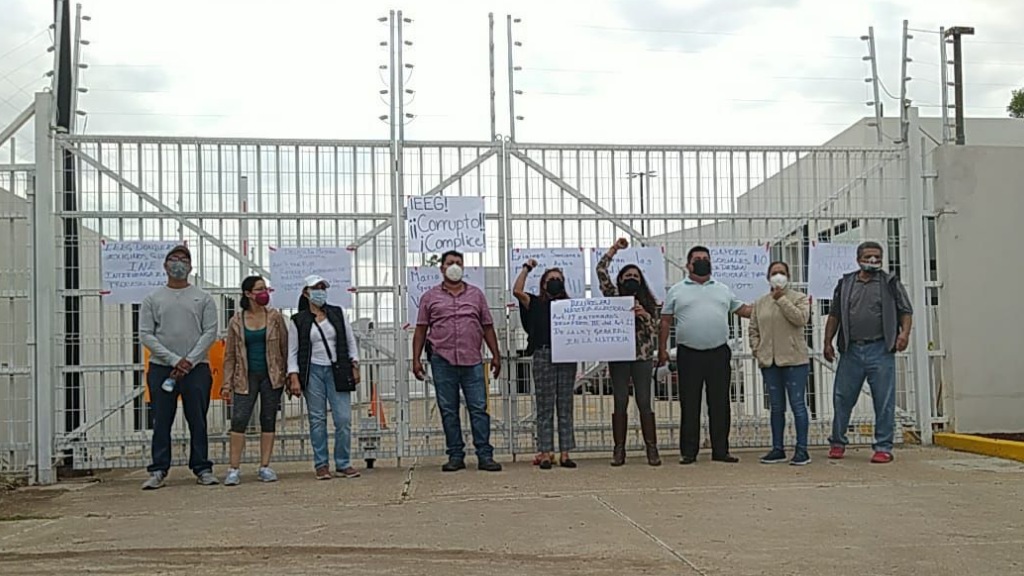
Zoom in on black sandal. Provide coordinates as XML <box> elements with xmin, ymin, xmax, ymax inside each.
<box><xmin>539</xmin><ymin>459</ymin><xmax>553</xmax><ymax>470</ymax></box>
<box><xmin>559</xmin><ymin>458</ymin><xmax>577</xmax><ymax>469</ymax></box>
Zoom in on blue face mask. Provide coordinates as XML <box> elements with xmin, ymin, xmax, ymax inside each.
<box><xmin>308</xmin><ymin>289</ymin><xmax>328</xmax><ymax>307</ymax></box>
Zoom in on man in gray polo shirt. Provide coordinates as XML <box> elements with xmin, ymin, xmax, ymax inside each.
<box><xmin>139</xmin><ymin>245</ymin><xmax>220</xmax><ymax>489</ymax></box>
<box><xmin>824</xmin><ymin>241</ymin><xmax>913</xmax><ymax>464</ymax></box>
<box><xmin>659</xmin><ymin>246</ymin><xmax>752</xmax><ymax>465</ymax></box>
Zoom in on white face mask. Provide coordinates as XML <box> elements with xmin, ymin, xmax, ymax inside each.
<box><xmin>444</xmin><ymin>264</ymin><xmax>464</xmax><ymax>283</ymax></box>
<box><xmin>770</xmin><ymin>274</ymin><xmax>789</xmax><ymax>289</ymax></box>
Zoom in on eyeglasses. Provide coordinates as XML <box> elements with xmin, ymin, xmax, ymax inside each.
<box><xmin>167</xmin><ymin>257</ymin><xmax>191</xmax><ymax>263</ymax></box>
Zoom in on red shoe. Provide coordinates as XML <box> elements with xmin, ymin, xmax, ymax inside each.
<box><xmin>828</xmin><ymin>446</ymin><xmax>845</xmax><ymax>460</ymax></box>
<box><xmin>870</xmin><ymin>451</ymin><xmax>894</xmax><ymax>464</ymax></box>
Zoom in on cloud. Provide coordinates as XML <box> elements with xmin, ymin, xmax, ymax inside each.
<box><xmin>612</xmin><ymin>0</ymin><xmax>802</xmax><ymax>51</ymax></box>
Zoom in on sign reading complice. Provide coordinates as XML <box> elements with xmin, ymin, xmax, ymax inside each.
<box><xmin>808</xmin><ymin>242</ymin><xmax>858</xmax><ymax>299</ymax></box>
<box><xmin>101</xmin><ymin>240</ymin><xmax>178</xmax><ymax>305</ymax></box>
<box><xmin>551</xmin><ymin>297</ymin><xmax>636</xmax><ymax>363</ymax></box>
<box><xmin>407</xmin><ymin>196</ymin><xmax>486</xmax><ymax>253</ymax></box>
<box><xmin>269</xmin><ymin>246</ymin><xmax>353</xmax><ymax>308</ymax></box>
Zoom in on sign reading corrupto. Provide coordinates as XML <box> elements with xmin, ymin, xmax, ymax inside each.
<box><xmin>407</xmin><ymin>196</ymin><xmax>486</xmax><ymax>254</ymax></box>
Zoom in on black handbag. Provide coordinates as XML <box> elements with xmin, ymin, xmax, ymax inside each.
<box><xmin>314</xmin><ymin>321</ymin><xmax>357</xmax><ymax>393</ymax></box>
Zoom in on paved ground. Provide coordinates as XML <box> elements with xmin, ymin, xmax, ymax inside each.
<box><xmin>1</xmin><ymin>446</ymin><xmax>1023</xmax><ymax>575</ymax></box>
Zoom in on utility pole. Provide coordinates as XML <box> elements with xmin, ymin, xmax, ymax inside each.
<box><xmin>945</xmin><ymin>26</ymin><xmax>974</xmax><ymax>145</ymax></box>
<box><xmin>54</xmin><ymin>0</ymin><xmax>84</xmax><ymax>457</ymax></box>
<box><xmin>488</xmin><ymin>13</ymin><xmax>496</xmax><ymax>140</ymax></box>
<box><xmin>899</xmin><ymin>20</ymin><xmax>912</xmax><ymax>144</ymax></box>
<box><xmin>627</xmin><ymin>170</ymin><xmax>656</xmax><ymax>239</ymax></box>
<box><xmin>863</xmin><ymin>27</ymin><xmax>883</xmax><ymax>145</ymax></box>
<box><xmin>506</xmin><ymin>15</ymin><xmax>520</xmax><ymax>142</ymax></box>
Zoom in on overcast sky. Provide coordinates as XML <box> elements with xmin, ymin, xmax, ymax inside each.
<box><xmin>2</xmin><ymin>0</ymin><xmax>1023</xmax><ymax>161</ymax></box>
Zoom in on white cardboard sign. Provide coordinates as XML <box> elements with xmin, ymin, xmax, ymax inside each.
<box><xmin>407</xmin><ymin>196</ymin><xmax>486</xmax><ymax>254</ymax></box>
<box><xmin>808</xmin><ymin>242</ymin><xmax>859</xmax><ymax>299</ymax></box>
<box><xmin>406</xmin><ymin>266</ymin><xmax>484</xmax><ymax>328</ymax></box>
<box><xmin>509</xmin><ymin>248</ymin><xmax>587</xmax><ymax>302</ymax></box>
<box><xmin>551</xmin><ymin>297</ymin><xmax>636</xmax><ymax>363</ymax></box>
<box><xmin>709</xmin><ymin>245</ymin><xmax>771</xmax><ymax>304</ymax></box>
<box><xmin>101</xmin><ymin>240</ymin><xmax>179</xmax><ymax>305</ymax></box>
<box><xmin>269</xmin><ymin>246</ymin><xmax>354</xmax><ymax>308</ymax></box>
<box><xmin>590</xmin><ymin>247</ymin><xmax>667</xmax><ymax>302</ymax></box>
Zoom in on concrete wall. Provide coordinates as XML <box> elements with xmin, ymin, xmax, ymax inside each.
<box><xmin>934</xmin><ymin>145</ymin><xmax>1024</xmax><ymax>433</ymax></box>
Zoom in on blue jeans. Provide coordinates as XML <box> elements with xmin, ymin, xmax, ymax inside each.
<box><xmin>304</xmin><ymin>364</ymin><xmax>352</xmax><ymax>470</ymax></box>
<box><xmin>431</xmin><ymin>356</ymin><xmax>494</xmax><ymax>461</ymax></box>
<box><xmin>829</xmin><ymin>340</ymin><xmax>896</xmax><ymax>453</ymax></box>
<box><xmin>762</xmin><ymin>364</ymin><xmax>810</xmax><ymax>452</ymax></box>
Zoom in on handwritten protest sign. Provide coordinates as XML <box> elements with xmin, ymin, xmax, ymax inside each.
<box><xmin>590</xmin><ymin>247</ymin><xmax>667</xmax><ymax>302</ymax></box>
<box><xmin>407</xmin><ymin>196</ymin><xmax>486</xmax><ymax>253</ymax></box>
<box><xmin>101</xmin><ymin>240</ymin><xmax>179</xmax><ymax>304</ymax></box>
<box><xmin>709</xmin><ymin>245</ymin><xmax>770</xmax><ymax>304</ymax></box>
<box><xmin>269</xmin><ymin>246</ymin><xmax>353</xmax><ymax>308</ymax></box>
<box><xmin>808</xmin><ymin>242</ymin><xmax>858</xmax><ymax>299</ymax></box>
<box><xmin>509</xmin><ymin>248</ymin><xmax>586</xmax><ymax>303</ymax></box>
<box><xmin>551</xmin><ymin>297</ymin><xmax>636</xmax><ymax>363</ymax></box>
<box><xmin>406</xmin><ymin>266</ymin><xmax>484</xmax><ymax>327</ymax></box>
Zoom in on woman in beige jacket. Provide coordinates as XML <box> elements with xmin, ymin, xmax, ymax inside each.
<box><xmin>221</xmin><ymin>275</ymin><xmax>289</xmax><ymax>485</ymax></box>
<box><xmin>749</xmin><ymin>261</ymin><xmax>812</xmax><ymax>466</ymax></box>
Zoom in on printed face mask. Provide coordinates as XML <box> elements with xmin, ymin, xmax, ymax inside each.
<box><xmin>445</xmin><ymin>264</ymin><xmax>464</xmax><ymax>283</ymax></box>
<box><xmin>167</xmin><ymin>261</ymin><xmax>189</xmax><ymax>280</ymax></box>
<box><xmin>860</xmin><ymin>256</ymin><xmax>882</xmax><ymax>273</ymax></box>
<box><xmin>309</xmin><ymin>289</ymin><xmax>328</xmax><ymax>307</ymax></box>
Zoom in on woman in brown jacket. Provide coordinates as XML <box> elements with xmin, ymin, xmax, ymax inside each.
<box><xmin>748</xmin><ymin>261</ymin><xmax>812</xmax><ymax>466</ymax></box>
<box><xmin>221</xmin><ymin>275</ymin><xmax>289</xmax><ymax>485</ymax></box>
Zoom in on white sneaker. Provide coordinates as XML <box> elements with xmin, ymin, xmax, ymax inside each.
<box><xmin>224</xmin><ymin>468</ymin><xmax>241</xmax><ymax>486</ymax></box>
<box><xmin>141</xmin><ymin>471</ymin><xmax>166</xmax><ymax>490</ymax></box>
<box><xmin>257</xmin><ymin>466</ymin><xmax>278</xmax><ymax>483</ymax></box>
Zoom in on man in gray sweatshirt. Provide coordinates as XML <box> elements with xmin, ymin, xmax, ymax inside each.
<box><xmin>139</xmin><ymin>245</ymin><xmax>220</xmax><ymax>490</ymax></box>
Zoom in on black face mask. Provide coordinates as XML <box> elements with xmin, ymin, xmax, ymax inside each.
<box><xmin>545</xmin><ymin>279</ymin><xmax>565</xmax><ymax>297</ymax></box>
<box><xmin>691</xmin><ymin>259</ymin><xmax>712</xmax><ymax>277</ymax></box>
<box><xmin>620</xmin><ymin>278</ymin><xmax>641</xmax><ymax>295</ymax></box>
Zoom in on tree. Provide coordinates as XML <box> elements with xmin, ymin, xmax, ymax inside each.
<box><xmin>1009</xmin><ymin>88</ymin><xmax>1024</xmax><ymax>119</ymax></box>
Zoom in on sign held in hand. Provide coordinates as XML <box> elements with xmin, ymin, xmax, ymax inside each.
<box><xmin>551</xmin><ymin>297</ymin><xmax>636</xmax><ymax>363</ymax></box>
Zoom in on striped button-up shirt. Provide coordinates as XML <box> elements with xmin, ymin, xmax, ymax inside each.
<box><xmin>416</xmin><ymin>283</ymin><xmax>494</xmax><ymax>366</ymax></box>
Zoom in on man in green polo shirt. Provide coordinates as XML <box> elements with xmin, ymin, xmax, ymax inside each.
<box><xmin>659</xmin><ymin>246</ymin><xmax>752</xmax><ymax>465</ymax></box>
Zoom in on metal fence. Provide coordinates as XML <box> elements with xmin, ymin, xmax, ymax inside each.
<box><xmin>0</xmin><ymin>157</ymin><xmax>34</xmax><ymax>477</ymax></box>
<box><xmin>1</xmin><ymin>103</ymin><xmax>941</xmax><ymax>481</ymax></box>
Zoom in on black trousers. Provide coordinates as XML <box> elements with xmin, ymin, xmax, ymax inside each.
<box><xmin>678</xmin><ymin>344</ymin><xmax>732</xmax><ymax>458</ymax></box>
<box><xmin>146</xmin><ymin>363</ymin><xmax>213</xmax><ymax>476</ymax></box>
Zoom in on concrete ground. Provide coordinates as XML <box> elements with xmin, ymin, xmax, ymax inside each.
<box><xmin>1</xmin><ymin>446</ymin><xmax>1023</xmax><ymax>576</ymax></box>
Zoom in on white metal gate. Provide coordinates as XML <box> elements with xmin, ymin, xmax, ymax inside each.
<box><xmin>0</xmin><ymin>144</ymin><xmax>34</xmax><ymax>478</ymax></box>
<box><xmin>2</xmin><ymin>95</ymin><xmax>943</xmax><ymax>481</ymax></box>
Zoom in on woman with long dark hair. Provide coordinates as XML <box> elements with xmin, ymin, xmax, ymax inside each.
<box><xmin>749</xmin><ymin>261</ymin><xmax>812</xmax><ymax>466</ymax></box>
<box><xmin>597</xmin><ymin>238</ymin><xmax>662</xmax><ymax>466</ymax></box>
<box><xmin>221</xmin><ymin>275</ymin><xmax>289</xmax><ymax>485</ymax></box>
<box><xmin>286</xmin><ymin>275</ymin><xmax>361</xmax><ymax>480</ymax></box>
<box><xmin>513</xmin><ymin>261</ymin><xmax>577</xmax><ymax>469</ymax></box>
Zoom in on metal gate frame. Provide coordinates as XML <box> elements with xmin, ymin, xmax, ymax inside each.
<box><xmin>11</xmin><ymin>93</ymin><xmax>941</xmax><ymax>483</ymax></box>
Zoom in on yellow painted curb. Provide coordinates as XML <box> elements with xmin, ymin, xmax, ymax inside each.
<box><xmin>934</xmin><ymin>433</ymin><xmax>1024</xmax><ymax>464</ymax></box>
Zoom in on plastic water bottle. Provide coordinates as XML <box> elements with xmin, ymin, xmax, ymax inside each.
<box><xmin>161</xmin><ymin>377</ymin><xmax>176</xmax><ymax>393</ymax></box>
